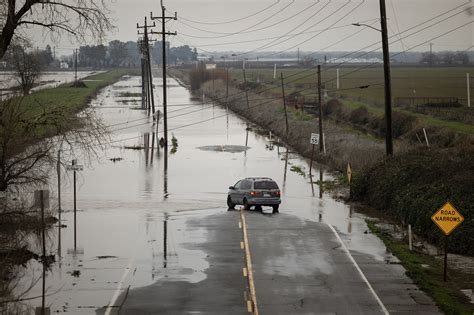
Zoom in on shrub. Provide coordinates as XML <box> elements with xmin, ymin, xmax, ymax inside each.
<box><xmin>324</xmin><ymin>99</ymin><xmax>344</xmax><ymax>117</ymax></box>
<box><xmin>349</xmin><ymin>106</ymin><xmax>370</xmax><ymax>125</ymax></box>
<box><xmin>352</xmin><ymin>147</ymin><xmax>474</xmax><ymax>256</ymax></box>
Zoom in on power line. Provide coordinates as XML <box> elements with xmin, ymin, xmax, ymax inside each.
<box><xmin>178</xmin><ymin>20</ymin><xmax>378</xmax><ymax>47</ymax></box>
<box><xmin>257</xmin><ymin>0</ymin><xmax>368</xmax><ymax>58</ymax></box>
<box><xmin>234</xmin><ymin>0</ymin><xmax>336</xmax><ymax>56</ymax></box>
<box><xmin>171</xmin><ymin>0</ymin><xmax>296</xmax><ymax>39</ymax></box>
<box><xmin>172</xmin><ymin>1</ymin><xmax>281</xmax><ymax>25</ymax></box>
<box><xmin>177</xmin><ymin>1</ymin><xmax>321</xmax><ymax>38</ymax></box>
<box><xmin>118</xmin><ymin>1</ymin><xmax>471</xmax><ymax>129</ymax></box>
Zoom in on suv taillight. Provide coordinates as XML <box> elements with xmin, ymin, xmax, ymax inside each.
<box><xmin>275</xmin><ymin>191</ymin><xmax>281</xmax><ymax>196</ymax></box>
<box><xmin>250</xmin><ymin>191</ymin><xmax>257</xmax><ymax>196</ymax></box>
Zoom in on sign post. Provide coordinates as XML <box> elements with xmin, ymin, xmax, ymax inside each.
<box><xmin>67</xmin><ymin>160</ymin><xmax>83</xmax><ymax>252</ymax></box>
<box><xmin>431</xmin><ymin>201</ymin><xmax>464</xmax><ymax>282</ymax></box>
<box><xmin>347</xmin><ymin>162</ymin><xmax>352</xmax><ymax>199</ymax></box>
<box><xmin>309</xmin><ymin>133</ymin><xmax>319</xmax><ymax>177</ymax></box>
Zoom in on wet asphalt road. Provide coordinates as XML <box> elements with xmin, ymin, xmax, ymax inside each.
<box><xmin>14</xmin><ymin>75</ymin><xmax>441</xmax><ymax>314</ymax></box>
<box><xmin>119</xmin><ymin>211</ymin><xmax>385</xmax><ymax>315</ymax></box>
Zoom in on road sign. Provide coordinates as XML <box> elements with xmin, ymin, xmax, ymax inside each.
<box><xmin>431</xmin><ymin>201</ymin><xmax>464</xmax><ymax>236</ymax></box>
<box><xmin>347</xmin><ymin>162</ymin><xmax>352</xmax><ymax>183</ymax></box>
<box><xmin>310</xmin><ymin>133</ymin><xmax>319</xmax><ymax>145</ymax></box>
<box><xmin>66</xmin><ymin>165</ymin><xmax>84</xmax><ymax>171</ymax></box>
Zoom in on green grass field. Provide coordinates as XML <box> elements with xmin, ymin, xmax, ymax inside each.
<box><xmin>230</xmin><ymin>66</ymin><xmax>473</xmax><ymax>103</ymax></box>
<box><xmin>226</xmin><ymin>66</ymin><xmax>474</xmax><ymax>134</ymax></box>
<box><xmin>21</xmin><ymin>70</ymin><xmax>132</xmax><ymax>113</ymax></box>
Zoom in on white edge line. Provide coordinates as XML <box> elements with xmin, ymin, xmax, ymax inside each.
<box><xmin>104</xmin><ymin>258</ymin><xmax>134</xmax><ymax>315</ymax></box>
<box><xmin>328</xmin><ymin>224</ymin><xmax>390</xmax><ymax>315</ymax></box>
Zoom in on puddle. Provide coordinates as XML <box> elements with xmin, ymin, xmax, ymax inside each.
<box><xmin>197</xmin><ymin>145</ymin><xmax>249</xmax><ymax>153</ymax></box>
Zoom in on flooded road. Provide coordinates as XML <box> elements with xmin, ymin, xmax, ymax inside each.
<box><xmin>11</xmin><ymin>75</ymin><xmax>440</xmax><ymax>314</ymax></box>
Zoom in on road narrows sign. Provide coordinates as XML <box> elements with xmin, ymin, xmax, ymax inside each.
<box><xmin>431</xmin><ymin>201</ymin><xmax>464</xmax><ymax>236</ymax></box>
<box><xmin>347</xmin><ymin>162</ymin><xmax>352</xmax><ymax>183</ymax></box>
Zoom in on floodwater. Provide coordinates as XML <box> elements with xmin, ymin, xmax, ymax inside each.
<box><xmin>8</xmin><ymin>75</ymin><xmax>394</xmax><ymax>313</ymax></box>
<box><xmin>0</xmin><ymin>71</ymin><xmax>101</xmax><ymax>98</ymax></box>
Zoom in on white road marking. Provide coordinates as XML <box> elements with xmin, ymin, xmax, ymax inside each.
<box><xmin>328</xmin><ymin>224</ymin><xmax>390</xmax><ymax>315</ymax></box>
<box><xmin>104</xmin><ymin>258</ymin><xmax>135</xmax><ymax>315</ymax></box>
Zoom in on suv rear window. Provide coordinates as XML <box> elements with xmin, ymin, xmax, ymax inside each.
<box><xmin>254</xmin><ymin>181</ymin><xmax>278</xmax><ymax>189</ymax></box>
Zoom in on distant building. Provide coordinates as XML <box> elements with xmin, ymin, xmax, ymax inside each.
<box><xmin>205</xmin><ymin>64</ymin><xmax>217</xmax><ymax>70</ymax></box>
<box><xmin>197</xmin><ymin>55</ymin><xmax>212</xmax><ymax>62</ymax></box>
<box><xmin>327</xmin><ymin>58</ymin><xmax>383</xmax><ymax>64</ymax></box>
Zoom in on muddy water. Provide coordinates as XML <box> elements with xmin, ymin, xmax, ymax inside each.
<box><xmin>11</xmin><ymin>75</ymin><xmax>392</xmax><ymax>313</ymax></box>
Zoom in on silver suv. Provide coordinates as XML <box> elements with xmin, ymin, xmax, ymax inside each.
<box><xmin>227</xmin><ymin>177</ymin><xmax>281</xmax><ymax>213</ymax></box>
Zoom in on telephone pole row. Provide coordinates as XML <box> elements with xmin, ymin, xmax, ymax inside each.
<box><xmin>151</xmin><ymin>1</ymin><xmax>177</xmax><ymax>148</ymax></box>
<box><xmin>137</xmin><ymin>17</ymin><xmax>157</xmax><ymax>117</ymax></box>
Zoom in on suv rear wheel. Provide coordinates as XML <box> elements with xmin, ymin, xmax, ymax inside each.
<box><xmin>243</xmin><ymin>198</ymin><xmax>250</xmax><ymax>210</ymax></box>
<box><xmin>272</xmin><ymin>205</ymin><xmax>279</xmax><ymax>213</ymax></box>
<box><xmin>227</xmin><ymin>197</ymin><xmax>235</xmax><ymax>210</ymax></box>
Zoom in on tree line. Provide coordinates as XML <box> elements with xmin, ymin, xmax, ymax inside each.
<box><xmin>76</xmin><ymin>41</ymin><xmax>198</xmax><ymax>69</ymax></box>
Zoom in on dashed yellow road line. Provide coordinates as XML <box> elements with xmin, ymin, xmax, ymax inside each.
<box><xmin>240</xmin><ymin>209</ymin><xmax>259</xmax><ymax>315</ymax></box>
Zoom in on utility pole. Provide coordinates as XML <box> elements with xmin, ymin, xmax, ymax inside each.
<box><xmin>73</xmin><ymin>159</ymin><xmax>77</xmax><ymax>251</ymax></box>
<box><xmin>74</xmin><ymin>49</ymin><xmax>78</xmax><ymax>83</ymax></box>
<box><xmin>467</xmin><ymin>73</ymin><xmax>471</xmax><ymax>108</ymax></box>
<box><xmin>243</xmin><ymin>69</ymin><xmax>250</xmax><ymax>109</ymax></box>
<box><xmin>138</xmin><ymin>17</ymin><xmax>157</xmax><ymax>117</ymax></box>
<box><xmin>317</xmin><ymin>65</ymin><xmax>324</xmax><ymax>153</ymax></box>
<box><xmin>379</xmin><ymin>0</ymin><xmax>393</xmax><ymax>155</ymax></box>
<box><xmin>280</xmin><ymin>73</ymin><xmax>289</xmax><ymax>139</ymax></box>
<box><xmin>57</xmin><ymin>148</ymin><xmax>61</xmax><ymax>257</ymax></box>
<box><xmin>40</xmin><ymin>190</ymin><xmax>46</xmax><ymax>315</ymax></box>
<box><xmin>226</xmin><ymin>67</ymin><xmax>229</xmax><ymax>102</ymax></box>
<box><xmin>138</xmin><ymin>39</ymin><xmax>147</xmax><ymax>110</ymax></box>
<box><xmin>151</xmin><ymin>2</ymin><xmax>177</xmax><ymax>148</ymax></box>
<box><xmin>429</xmin><ymin>43</ymin><xmax>434</xmax><ymax>67</ymax></box>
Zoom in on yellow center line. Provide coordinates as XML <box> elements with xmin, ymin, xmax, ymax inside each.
<box><xmin>240</xmin><ymin>209</ymin><xmax>259</xmax><ymax>315</ymax></box>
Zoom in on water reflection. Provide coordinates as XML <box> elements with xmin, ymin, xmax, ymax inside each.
<box><xmin>163</xmin><ymin>213</ymin><xmax>168</xmax><ymax>269</ymax></box>
<box><xmin>11</xmin><ymin>75</ymin><xmax>394</xmax><ymax>311</ymax></box>
<box><xmin>319</xmin><ymin>168</ymin><xmax>324</xmax><ymax>199</ymax></box>
<box><xmin>348</xmin><ymin>205</ymin><xmax>354</xmax><ymax>234</ymax></box>
<box><xmin>318</xmin><ymin>200</ymin><xmax>324</xmax><ymax>222</ymax></box>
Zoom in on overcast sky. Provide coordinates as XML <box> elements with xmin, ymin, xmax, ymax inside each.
<box><xmin>32</xmin><ymin>0</ymin><xmax>473</xmax><ymax>56</ymax></box>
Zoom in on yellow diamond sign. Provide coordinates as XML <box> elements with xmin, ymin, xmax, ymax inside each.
<box><xmin>431</xmin><ymin>202</ymin><xmax>464</xmax><ymax>236</ymax></box>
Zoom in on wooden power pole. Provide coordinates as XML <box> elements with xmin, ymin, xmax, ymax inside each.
<box><xmin>317</xmin><ymin>65</ymin><xmax>324</xmax><ymax>153</ymax></box>
<box><xmin>151</xmin><ymin>2</ymin><xmax>177</xmax><ymax>148</ymax></box>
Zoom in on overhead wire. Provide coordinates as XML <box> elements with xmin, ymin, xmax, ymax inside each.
<box><xmin>171</xmin><ymin>0</ymin><xmax>281</xmax><ymax>25</ymax></box>
<box><xmin>234</xmin><ymin>0</ymin><xmax>336</xmax><ymax>56</ymax></box>
<box><xmin>92</xmin><ymin>17</ymin><xmax>472</xmax><ymax>146</ymax></box>
<box><xmin>257</xmin><ymin>0</ymin><xmax>368</xmax><ymax>58</ymax></box>
<box><xmin>171</xmin><ymin>0</ymin><xmax>296</xmax><ymax>39</ymax></box>
<box><xmin>178</xmin><ymin>19</ymin><xmax>378</xmax><ymax>48</ymax></box>
<box><xmin>103</xmin><ymin>2</ymin><xmax>472</xmax><ymax>136</ymax></box>
<box><xmin>175</xmin><ymin>1</ymin><xmax>319</xmax><ymax>36</ymax></box>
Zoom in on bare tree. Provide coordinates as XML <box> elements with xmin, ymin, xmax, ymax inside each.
<box><xmin>10</xmin><ymin>45</ymin><xmax>42</xmax><ymax>95</ymax></box>
<box><xmin>0</xmin><ymin>0</ymin><xmax>113</xmax><ymax>59</ymax></box>
<box><xmin>0</xmin><ymin>97</ymin><xmax>109</xmax><ymax>192</ymax></box>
